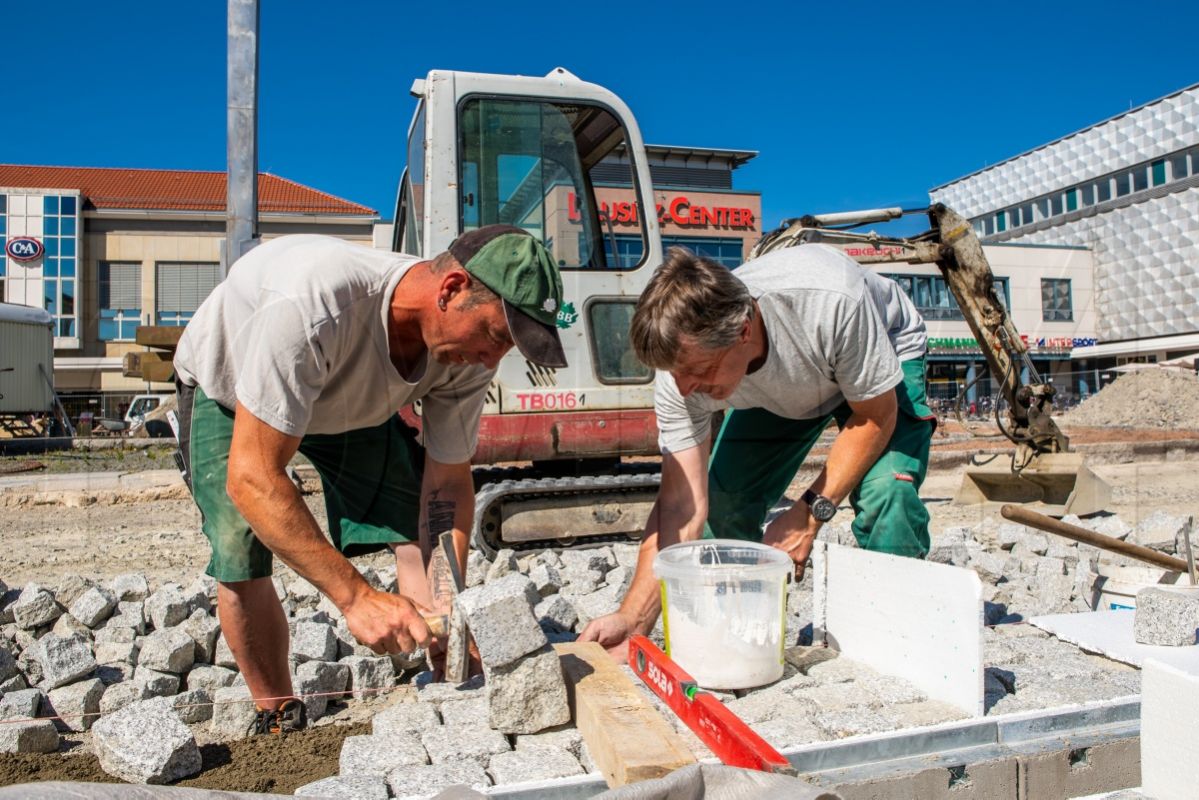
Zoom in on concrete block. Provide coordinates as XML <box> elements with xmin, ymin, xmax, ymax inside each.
<box><xmin>295</xmin><ymin>776</ymin><xmax>390</xmax><ymax>799</ymax></box>
<box><xmin>0</xmin><ymin>719</ymin><xmax>59</xmax><ymax>754</ymax></box>
<box><xmin>486</xmin><ymin>644</ymin><xmax>570</xmax><ymax>734</ymax></box>
<box><xmin>529</xmin><ymin>563</ymin><xmax>563</xmax><ymax>597</ymax></box>
<box><xmin>135</xmin><ymin>666</ymin><xmax>181</xmax><ymax>697</ymax></box>
<box><xmin>92</xmin><ymin>696</ymin><xmax>202</xmax><ymax>784</ymax></box>
<box><xmin>387</xmin><ymin>761</ymin><xmax>491</xmax><ymax>799</ymax></box>
<box><xmin>291</xmin><ymin>621</ymin><xmax>338</xmax><ymax>663</ymax></box>
<box><xmin>421</xmin><ymin>724</ymin><xmax>509</xmax><ymax>766</ymax></box>
<box><xmin>0</xmin><ymin>688</ymin><xmax>43</xmax><ymax>720</ymax></box>
<box><xmin>181</xmin><ymin>608</ymin><xmax>220</xmax><ymax>663</ymax></box>
<box><xmin>186</xmin><ymin>664</ymin><xmax>238</xmax><ymax>694</ymax></box>
<box><xmin>455</xmin><ymin>573</ymin><xmax>546</xmax><ymax>668</ymax></box>
<box><xmin>172</xmin><ymin>688</ymin><xmax>213</xmax><ymax>724</ymax></box>
<box><xmin>1016</xmin><ymin>736</ymin><xmax>1141</xmax><ymax>800</ymax></box>
<box><xmin>99</xmin><ymin>681</ymin><xmax>152</xmax><ymax>715</ymax></box>
<box><xmin>69</xmin><ymin>587</ymin><xmax>118</xmax><ymax>629</ymax></box>
<box><xmin>210</xmin><ymin>684</ymin><xmax>256</xmax><ymax>739</ymax></box>
<box><xmin>341</xmin><ymin>655</ymin><xmax>395</xmax><ymax>700</ymax></box>
<box><xmin>145</xmin><ymin>584</ymin><xmax>189</xmax><ymax>631</ymax></box>
<box><xmin>138</xmin><ymin>627</ymin><xmax>196</xmax><ymax>674</ymax></box>
<box><xmin>13</xmin><ymin>584</ymin><xmax>62</xmax><ymax>630</ymax></box>
<box><xmin>1135</xmin><ymin>587</ymin><xmax>1199</xmax><ymax>646</ymax></box>
<box><xmin>488</xmin><ymin>747</ymin><xmax>583</xmax><ymax>785</ymax></box>
<box><xmin>372</xmin><ymin>701</ymin><xmax>440</xmax><ymax>738</ymax></box>
<box><xmin>535</xmin><ymin>594</ymin><xmax>578</xmax><ymax>633</ymax></box>
<box><xmin>109</xmin><ymin>573</ymin><xmax>150</xmax><ymax>602</ymax></box>
<box><xmin>35</xmin><ymin>633</ymin><xmax>96</xmax><ymax>689</ymax></box>
<box><xmin>47</xmin><ymin>677</ymin><xmax>104</xmax><ymax>732</ymax></box>
<box><xmin>486</xmin><ymin>548</ymin><xmax>519</xmax><ymax>583</ymax></box>
<box><xmin>338</xmin><ymin>732</ymin><xmax>428</xmax><ymax>776</ymax></box>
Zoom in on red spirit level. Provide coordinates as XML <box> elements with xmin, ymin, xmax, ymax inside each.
<box><xmin>628</xmin><ymin>635</ymin><xmax>797</xmax><ymax>776</ymax></box>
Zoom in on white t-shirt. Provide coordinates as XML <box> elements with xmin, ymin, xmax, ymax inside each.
<box><xmin>174</xmin><ymin>235</ymin><xmax>493</xmax><ymax>464</ymax></box>
<box><xmin>655</xmin><ymin>244</ymin><xmax>927</xmax><ymax>454</ymax></box>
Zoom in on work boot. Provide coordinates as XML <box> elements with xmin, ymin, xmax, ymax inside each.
<box><xmin>248</xmin><ymin>698</ymin><xmax>307</xmax><ymax>735</ymax></box>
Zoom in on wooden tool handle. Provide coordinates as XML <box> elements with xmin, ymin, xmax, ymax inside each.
<box><xmin>422</xmin><ymin>613</ymin><xmax>449</xmax><ymax>638</ymax></box>
<box><xmin>1000</xmin><ymin>504</ymin><xmax>1187</xmax><ymax>573</ymax></box>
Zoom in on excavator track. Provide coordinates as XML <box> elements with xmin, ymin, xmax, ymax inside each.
<box><xmin>471</xmin><ymin>467</ymin><xmax>662</xmax><ymax>557</ymax></box>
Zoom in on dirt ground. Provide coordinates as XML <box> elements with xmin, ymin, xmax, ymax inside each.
<box><xmin>4</xmin><ymin>431</ymin><xmax>1199</xmax><ymax>792</ymax></box>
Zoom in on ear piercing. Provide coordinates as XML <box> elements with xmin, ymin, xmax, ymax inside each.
<box><xmin>438</xmin><ymin>298</ymin><xmax>448</xmax><ymax>311</ymax></box>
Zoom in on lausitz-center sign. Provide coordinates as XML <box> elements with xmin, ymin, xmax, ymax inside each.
<box><xmin>566</xmin><ymin>192</ymin><xmax>756</xmax><ymax>230</ymax></box>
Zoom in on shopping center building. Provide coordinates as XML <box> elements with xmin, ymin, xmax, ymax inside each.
<box><xmin>0</xmin><ymin>165</ymin><xmax>376</xmax><ymax>420</ymax></box>
<box><xmin>930</xmin><ymin>83</ymin><xmax>1199</xmax><ymax>369</ymax></box>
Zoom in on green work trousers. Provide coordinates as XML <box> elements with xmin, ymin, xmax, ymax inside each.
<box><xmin>704</xmin><ymin>358</ymin><xmax>935</xmax><ymax>558</ymax></box>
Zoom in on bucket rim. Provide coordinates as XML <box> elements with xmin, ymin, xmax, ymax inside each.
<box><xmin>653</xmin><ymin>538</ymin><xmax>792</xmax><ymax>581</ymax></box>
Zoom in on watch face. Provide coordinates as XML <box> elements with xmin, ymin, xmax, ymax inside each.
<box><xmin>812</xmin><ymin>497</ymin><xmax>836</xmax><ymax>522</ymax></box>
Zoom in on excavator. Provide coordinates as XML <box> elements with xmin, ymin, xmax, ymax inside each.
<box><xmin>385</xmin><ymin>67</ymin><xmax>1110</xmax><ymax>556</ymax></box>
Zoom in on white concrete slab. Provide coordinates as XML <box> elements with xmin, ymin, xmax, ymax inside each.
<box><xmin>811</xmin><ymin>542</ymin><xmax>984</xmax><ymax>717</ymax></box>
<box><xmin>1030</xmin><ymin>611</ymin><xmax>1199</xmax><ymax>673</ymax></box>
<box><xmin>1142</xmin><ymin>659</ymin><xmax>1199</xmax><ymax>800</ymax></box>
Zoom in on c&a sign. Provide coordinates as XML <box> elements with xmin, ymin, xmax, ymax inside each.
<box><xmin>6</xmin><ymin>237</ymin><xmax>44</xmax><ymax>262</ymax></box>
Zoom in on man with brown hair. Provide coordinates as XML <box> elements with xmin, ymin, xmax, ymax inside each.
<box><xmin>580</xmin><ymin>244</ymin><xmax>932</xmax><ymax>657</ymax></box>
<box><xmin>173</xmin><ymin>225</ymin><xmax>565</xmax><ymax>732</ymax></box>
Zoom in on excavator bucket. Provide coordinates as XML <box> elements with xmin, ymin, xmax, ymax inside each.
<box><xmin>954</xmin><ymin>452</ymin><xmax>1112</xmax><ymax>517</ymax></box>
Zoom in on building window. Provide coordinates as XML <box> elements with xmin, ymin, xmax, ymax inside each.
<box><xmin>1095</xmin><ymin>178</ymin><xmax>1112</xmax><ymax>203</ymax></box>
<box><xmin>1114</xmin><ymin>172</ymin><xmax>1131</xmax><ymax>198</ymax></box>
<box><xmin>587</xmin><ymin>300</ymin><xmax>652</xmax><ymax>384</ymax></box>
<box><xmin>596</xmin><ymin>234</ymin><xmax>645</xmax><ymax>269</ymax></box>
<box><xmin>1132</xmin><ymin>166</ymin><xmax>1149</xmax><ymax>193</ymax></box>
<box><xmin>1041</xmin><ymin>278</ymin><xmax>1072</xmax><ymax>322</ymax></box>
<box><xmin>666</xmin><ymin>236</ymin><xmax>743</xmax><ymax>269</ymax></box>
<box><xmin>99</xmin><ymin>262</ymin><xmax>142</xmax><ymax>341</ymax></box>
<box><xmin>882</xmin><ymin>273</ymin><xmax>1010</xmax><ymax>321</ymax></box>
<box><xmin>156</xmin><ymin>262</ymin><xmax>220</xmax><ymax>326</ymax></box>
<box><xmin>1151</xmin><ymin>159</ymin><xmax>1167</xmax><ymax>187</ymax></box>
<box><xmin>1170</xmin><ymin>152</ymin><xmax>1189</xmax><ymax>181</ymax></box>
<box><xmin>1065</xmin><ymin>188</ymin><xmax>1078</xmax><ymax>212</ymax></box>
<box><xmin>995</xmin><ymin>212</ymin><xmax>1006</xmax><ymax>233</ymax></box>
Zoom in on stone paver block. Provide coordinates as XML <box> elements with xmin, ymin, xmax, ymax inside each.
<box><xmin>0</xmin><ymin>644</ymin><xmax>16</xmax><ymax>684</ymax></box>
<box><xmin>51</xmin><ymin>575</ymin><xmax>93</xmax><ymax>609</ymax></box>
<box><xmin>485</xmin><ymin>549</ymin><xmax>519</xmax><ymax>584</ymax></box>
<box><xmin>1135</xmin><ymin>587</ymin><xmax>1199</xmax><ymax>645</ymax></box>
<box><xmin>815</xmin><ymin>706</ymin><xmax>900</xmax><ymax>738</ymax></box>
<box><xmin>569</xmin><ymin>584</ymin><xmax>622</xmax><ymax>629</ymax></box>
<box><xmin>387</xmin><ymin>760</ymin><xmax>490</xmax><ymax>799</ymax></box>
<box><xmin>420</xmin><ymin>724</ymin><xmax>509</xmax><ymax>766</ymax></box>
<box><xmin>145</xmin><ymin>584</ymin><xmax>189</xmax><ymax>631</ymax></box>
<box><xmin>138</xmin><ymin>627</ymin><xmax>196</xmax><ymax>674</ymax></box>
<box><xmin>172</xmin><ymin>688</ymin><xmax>213</xmax><ymax>724</ymax></box>
<box><xmin>92</xmin><ymin>697</ymin><xmax>201</xmax><ymax>784</ymax></box>
<box><xmin>514</xmin><ymin>726</ymin><xmax>585</xmax><ymax>758</ymax></box>
<box><xmin>47</xmin><ymin>677</ymin><xmax>104</xmax><ymax>732</ymax></box>
<box><xmin>181</xmin><ymin>609</ymin><xmax>220</xmax><ymax>663</ymax></box>
<box><xmin>13</xmin><ymin>585</ymin><xmax>62</xmax><ymax>630</ymax></box>
<box><xmin>294</xmin><ymin>673</ymin><xmax>327</xmax><ymax>721</ymax></box>
<box><xmin>96</xmin><ymin>664</ymin><xmax>133</xmax><ymax>686</ymax></box>
<box><xmin>341</xmin><ymin>655</ymin><xmax>395</xmax><ymax>701</ymax></box>
<box><xmin>210</xmin><ymin>685</ymin><xmax>256</xmax><ymax>739</ymax></box>
<box><xmin>338</xmin><ymin>732</ymin><xmax>428</xmax><ymax>776</ymax></box>
<box><xmin>295</xmin><ymin>775</ymin><xmax>389</xmax><ymax>799</ymax></box>
<box><xmin>181</xmin><ymin>579</ymin><xmax>213</xmax><ymax>616</ymax></box>
<box><xmin>109</xmin><ymin>573</ymin><xmax>150</xmax><ymax>602</ymax></box>
<box><xmin>535</xmin><ymin>594</ymin><xmax>578</xmax><ymax>633</ymax></box>
<box><xmin>185</xmin><ymin>665</ymin><xmax>238</xmax><ymax>694</ymax></box>
<box><xmin>291</xmin><ymin>621</ymin><xmax>338</xmax><ymax>663</ymax></box>
<box><xmin>296</xmin><ymin>660</ymin><xmax>349</xmax><ymax>695</ymax></box>
<box><xmin>0</xmin><ymin>674</ymin><xmax>28</xmax><ymax>694</ymax></box>
<box><xmin>486</xmin><ymin>644</ymin><xmax>570</xmax><ymax>734</ymax></box>
<box><xmin>287</xmin><ymin>576</ymin><xmax>322</xmax><ymax>608</ymax></box>
<box><xmin>455</xmin><ymin>574</ymin><xmax>545</xmax><ymax>668</ymax></box>
<box><xmin>529</xmin><ymin>563</ymin><xmax>562</xmax><ymax>597</ymax></box>
<box><xmin>487</xmin><ymin>746</ymin><xmax>583</xmax><ymax>785</ymax></box>
<box><xmin>214</xmin><ymin>634</ymin><xmax>238</xmax><ymax>669</ymax></box>
<box><xmin>751</xmin><ymin>716</ymin><xmax>827</xmax><ymax>748</ymax></box>
<box><xmin>413</xmin><ymin>673</ymin><xmax>485</xmax><ymax>707</ymax></box>
<box><xmin>0</xmin><ymin>719</ymin><xmax>59</xmax><ymax>754</ymax></box>
<box><xmin>437</xmin><ymin>696</ymin><xmax>489</xmax><ymax>728</ymax></box>
<box><xmin>107</xmin><ymin>600</ymin><xmax>148</xmax><ymax>635</ymax></box>
<box><xmin>560</xmin><ymin>549</ymin><xmax>611</xmax><ymax>575</ymax></box>
<box><xmin>69</xmin><ymin>587</ymin><xmax>118</xmax><ymax>629</ymax></box>
<box><xmin>372</xmin><ymin>701</ymin><xmax>440</xmax><ymax>737</ymax></box>
<box><xmin>804</xmin><ymin>657</ymin><xmax>880</xmax><ymax>683</ymax></box>
<box><xmin>35</xmin><ymin>633</ymin><xmax>96</xmax><ymax>689</ymax></box>
<box><xmin>51</xmin><ymin>613</ymin><xmax>92</xmax><ymax>641</ymax></box>
<box><xmin>100</xmin><ymin>681</ymin><xmax>153</xmax><ymax>716</ymax></box>
<box><xmin>135</xmin><ymin>666</ymin><xmax>181</xmax><ymax>697</ymax></box>
<box><xmin>94</xmin><ymin>639</ymin><xmax>140</xmax><ymax>667</ymax></box>
<box><xmin>0</xmin><ymin>688</ymin><xmax>43</xmax><ymax>721</ymax></box>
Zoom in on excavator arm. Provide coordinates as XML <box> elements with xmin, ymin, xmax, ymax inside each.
<box><xmin>750</xmin><ymin>203</ymin><xmax>1109</xmax><ymax>515</ymax></box>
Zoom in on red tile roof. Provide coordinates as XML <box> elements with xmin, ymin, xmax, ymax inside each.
<box><xmin>0</xmin><ymin>165</ymin><xmax>376</xmax><ymax>216</ymax></box>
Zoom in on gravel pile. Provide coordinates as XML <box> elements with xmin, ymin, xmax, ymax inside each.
<box><xmin>1062</xmin><ymin>368</ymin><xmax>1199</xmax><ymax>429</ymax></box>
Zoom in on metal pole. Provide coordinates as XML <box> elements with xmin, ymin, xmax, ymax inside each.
<box><xmin>225</xmin><ymin>0</ymin><xmax>259</xmax><ymax>275</ymax></box>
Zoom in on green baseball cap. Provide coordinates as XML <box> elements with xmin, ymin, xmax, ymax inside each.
<box><xmin>449</xmin><ymin>225</ymin><xmax>567</xmax><ymax>369</ymax></box>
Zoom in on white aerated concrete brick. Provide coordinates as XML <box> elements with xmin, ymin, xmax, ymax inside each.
<box><xmin>91</xmin><ymin>697</ymin><xmax>202</xmax><ymax>784</ymax></box>
<box><xmin>1143</xmin><ymin>659</ymin><xmax>1199</xmax><ymax>800</ymax></box>
<box><xmin>1135</xmin><ymin>587</ymin><xmax>1199</xmax><ymax>646</ymax></box>
<box><xmin>0</xmin><ymin>720</ymin><xmax>59</xmax><ymax>754</ymax></box>
<box><xmin>138</xmin><ymin>627</ymin><xmax>196</xmax><ymax>674</ymax></box>
<box><xmin>372</xmin><ymin>701</ymin><xmax>440</xmax><ymax>737</ymax></box>
<box><xmin>338</xmin><ymin>733</ymin><xmax>428</xmax><ymax>776</ymax></box>
<box><xmin>47</xmin><ymin>678</ymin><xmax>104</xmax><ymax>732</ymax></box>
<box><xmin>341</xmin><ymin>655</ymin><xmax>395</xmax><ymax>700</ymax></box>
<box><xmin>387</xmin><ymin>761</ymin><xmax>491</xmax><ymax>799</ymax></box>
<box><xmin>295</xmin><ymin>776</ymin><xmax>389</xmax><ymax>799</ymax></box>
<box><xmin>13</xmin><ymin>585</ymin><xmax>62</xmax><ymax>629</ymax></box>
<box><xmin>35</xmin><ymin>633</ymin><xmax>96</xmax><ymax>689</ymax></box>
<box><xmin>487</xmin><ymin>747</ymin><xmax>584</xmax><ymax>785</ymax></box>
<box><xmin>420</xmin><ymin>725</ymin><xmax>509</xmax><ymax>766</ymax></box>
<box><xmin>486</xmin><ymin>644</ymin><xmax>570</xmax><ymax>734</ymax></box>
<box><xmin>455</xmin><ymin>574</ymin><xmax>546</xmax><ymax>668</ymax></box>
<box><xmin>69</xmin><ymin>587</ymin><xmax>117</xmax><ymax>629</ymax></box>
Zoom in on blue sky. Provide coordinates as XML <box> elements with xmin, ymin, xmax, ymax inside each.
<box><xmin>3</xmin><ymin>2</ymin><xmax>1196</xmax><ymax>237</ymax></box>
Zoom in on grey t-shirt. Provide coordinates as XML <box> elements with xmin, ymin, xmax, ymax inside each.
<box><xmin>174</xmin><ymin>235</ymin><xmax>493</xmax><ymax>464</ymax></box>
<box><xmin>656</xmin><ymin>244</ymin><xmax>927</xmax><ymax>454</ymax></box>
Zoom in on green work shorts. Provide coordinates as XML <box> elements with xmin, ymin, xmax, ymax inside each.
<box><xmin>704</xmin><ymin>358</ymin><xmax>935</xmax><ymax>558</ymax></box>
<box><xmin>176</xmin><ymin>382</ymin><xmax>424</xmax><ymax>583</ymax></box>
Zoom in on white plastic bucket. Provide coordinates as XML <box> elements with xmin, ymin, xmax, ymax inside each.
<box><xmin>1083</xmin><ymin>562</ymin><xmax>1186</xmax><ymax>611</ymax></box>
<box><xmin>654</xmin><ymin>539</ymin><xmax>791</xmax><ymax>690</ymax></box>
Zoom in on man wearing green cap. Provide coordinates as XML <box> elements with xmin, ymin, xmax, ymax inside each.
<box><xmin>173</xmin><ymin>225</ymin><xmax>565</xmax><ymax>733</ymax></box>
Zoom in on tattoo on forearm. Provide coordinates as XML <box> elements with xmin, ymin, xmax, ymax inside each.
<box><xmin>426</xmin><ymin>491</ymin><xmax>456</xmax><ymax>538</ymax></box>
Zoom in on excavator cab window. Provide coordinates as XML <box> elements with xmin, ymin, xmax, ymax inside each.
<box><xmin>458</xmin><ymin>96</ymin><xmax>644</xmax><ymax>270</ymax></box>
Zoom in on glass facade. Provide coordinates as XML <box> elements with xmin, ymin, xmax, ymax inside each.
<box><xmin>0</xmin><ymin>192</ymin><xmax>81</xmax><ymax>343</ymax></box>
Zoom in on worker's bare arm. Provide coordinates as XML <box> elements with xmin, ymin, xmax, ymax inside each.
<box><xmin>579</xmin><ymin>441</ymin><xmax>709</xmax><ymax>656</ymax></box>
<box><xmin>225</xmin><ymin>402</ymin><xmax>430</xmax><ymax>654</ymax></box>
<box><xmin>763</xmin><ymin>389</ymin><xmax>898</xmax><ymax>575</ymax></box>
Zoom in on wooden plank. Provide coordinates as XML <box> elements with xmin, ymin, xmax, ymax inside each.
<box><xmin>141</xmin><ymin>361</ymin><xmax>176</xmax><ymax>384</ymax></box>
<box><xmin>121</xmin><ymin>351</ymin><xmax>171</xmax><ymax>379</ymax></box>
<box><xmin>554</xmin><ymin>641</ymin><xmax>695</xmax><ymax>787</ymax></box>
<box><xmin>134</xmin><ymin>326</ymin><xmax>185</xmax><ymax>349</ymax></box>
